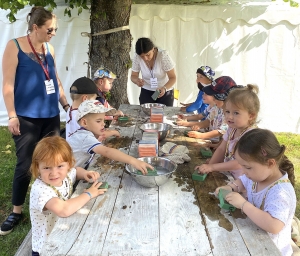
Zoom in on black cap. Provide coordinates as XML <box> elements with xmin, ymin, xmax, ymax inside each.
<box><xmin>70</xmin><ymin>77</ymin><xmax>98</xmax><ymax>94</ymax></box>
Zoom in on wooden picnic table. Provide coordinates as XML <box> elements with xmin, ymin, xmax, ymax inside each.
<box><xmin>41</xmin><ymin>104</ymin><xmax>280</xmax><ymax>256</ymax></box>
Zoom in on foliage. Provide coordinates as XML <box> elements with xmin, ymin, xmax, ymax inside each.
<box><xmin>0</xmin><ymin>0</ymin><xmax>89</xmax><ymax>23</ymax></box>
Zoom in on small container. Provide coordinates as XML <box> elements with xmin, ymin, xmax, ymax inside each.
<box><xmin>99</xmin><ymin>182</ymin><xmax>109</xmax><ymax>189</ymax></box>
<box><xmin>118</xmin><ymin>116</ymin><xmax>129</xmax><ymax>122</ymax></box>
<box><xmin>183</xmin><ymin>130</ymin><xmax>190</xmax><ymax>137</ymax></box>
<box><xmin>192</xmin><ymin>171</ymin><xmax>207</xmax><ymax>181</ymax></box>
<box><xmin>218</xmin><ymin>189</ymin><xmax>236</xmax><ymax>211</ymax></box>
<box><xmin>137</xmin><ymin>168</ymin><xmax>157</xmax><ymax>176</ymax></box>
<box><xmin>200</xmin><ymin>147</ymin><xmax>213</xmax><ymax>158</ymax></box>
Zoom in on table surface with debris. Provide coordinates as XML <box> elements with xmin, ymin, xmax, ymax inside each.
<box><xmin>41</xmin><ymin>104</ymin><xmax>281</xmax><ymax>256</ymax></box>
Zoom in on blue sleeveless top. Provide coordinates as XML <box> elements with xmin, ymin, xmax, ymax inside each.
<box><xmin>14</xmin><ymin>39</ymin><xmax>60</xmax><ymax>118</ymax></box>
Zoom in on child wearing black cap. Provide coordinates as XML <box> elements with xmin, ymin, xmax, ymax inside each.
<box><xmin>187</xmin><ymin>76</ymin><xmax>239</xmax><ymax>141</ymax></box>
<box><xmin>66</xmin><ymin>77</ymin><xmax>120</xmax><ymax>142</ymax></box>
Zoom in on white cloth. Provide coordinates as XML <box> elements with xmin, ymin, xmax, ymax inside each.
<box><xmin>159</xmin><ymin>142</ymin><xmax>191</xmax><ymax>164</ymax></box>
<box><xmin>65</xmin><ymin>107</ymin><xmax>80</xmax><ymax>141</ymax></box>
<box><xmin>30</xmin><ymin>168</ymin><xmax>77</xmax><ymax>253</ymax></box>
<box><xmin>68</xmin><ymin>128</ymin><xmax>102</xmax><ymax>167</ymax></box>
<box><xmin>239</xmin><ymin>173</ymin><xmax>296</xmax><ymax>256</ymax></box>
<box><xmin>131</xmin><ymin>49</ymin><xmax>175</xmax><ymax>91</ymax></box>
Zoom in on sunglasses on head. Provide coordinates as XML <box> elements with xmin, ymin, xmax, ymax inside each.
<box><xmin>47</xmin><ymin>28</ymin><xmax>58</xmax><ymax>35</ymax></box>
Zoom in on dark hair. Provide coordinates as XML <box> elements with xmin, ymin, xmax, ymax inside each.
<box><xmin>236</xmin><ymin>128</ymin><xmax>295</xmax><ymax>186</ymax></box>
<box><xmin>135</xmin><ymin>37</ymin><xmax>155</xmax><ymax>55</ymax></box>
<box><xmin>225</xmin><ymin>84</ymin><xmax>260</xmax><ymax>125</ymax></box>
<box><xmin>27</xmin><ymin>6</ymin><xmax>54</xmax><ymax>33</ymax></box>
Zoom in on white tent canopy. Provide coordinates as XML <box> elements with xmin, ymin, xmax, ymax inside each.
<box><xmin>0</xmin><ymin>2</ymin><xmax>299</xmax><ymax>133</ymax></box>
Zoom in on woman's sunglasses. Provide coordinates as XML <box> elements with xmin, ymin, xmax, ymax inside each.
<box><xmin>47</xmin><ymin>28</ymin><xmax>58</xmax><ymax>35</ymax></box>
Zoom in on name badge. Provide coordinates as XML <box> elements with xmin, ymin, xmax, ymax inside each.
<box><xmin>45</xmin><ymin>79</ymin><xmax>55</xmax><ymax>95</ymax></box>
<box><xmin>150</xmin><ymin>77</ymin><xmax>158</xmax><ymax>88</ymax></box>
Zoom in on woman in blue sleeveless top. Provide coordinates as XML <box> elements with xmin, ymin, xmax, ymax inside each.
<box><xmin>1</xmin><ymin>7</ymin><xmax>69</xmax><ymax>238</ymax></box>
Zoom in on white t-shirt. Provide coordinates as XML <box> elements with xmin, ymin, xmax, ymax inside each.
<box><xmin>131</xmin><ymin>49</ymin><xmax>175</xmax><ymax>91</ymax></box>
<box><xmin>66</xmin><ymin>107</ymin><xmax>80</xmax><ymax>141</ymax></box>
<box><xmin>30</xmin><ymin>168</ymin><xmax>77</xmax><ymax>253</ymax></box>
<box><xmin>240</xmin><ymin>173</ymin><xmax>296</xmax><ymax>256</ymax></box>
<box><xmin>68</xmin><ymin>128</ymin><xmax>102</xmax><ymax>167</ymax></box>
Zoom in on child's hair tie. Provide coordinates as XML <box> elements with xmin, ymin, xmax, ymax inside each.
<box><xmin>261</xmin><ymin>147</ymin><xmax>267</xmax><ymax>157</ymax></box>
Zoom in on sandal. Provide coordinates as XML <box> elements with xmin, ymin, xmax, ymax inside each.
<box><xmin>0</xmin><ymin>212</ymin><xmax>23</xmax><ymax>235</ymax></box>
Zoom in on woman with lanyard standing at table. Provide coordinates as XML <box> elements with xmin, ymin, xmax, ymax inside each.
<box><xmin>131</xmin><ymin>37</ymin><xmax>177</xmax><ymax>106</ymax></box>
<box><xmin>1</xmin><ymin>6</ymin><xmax>69</xmax><ymax>235</ymax></box>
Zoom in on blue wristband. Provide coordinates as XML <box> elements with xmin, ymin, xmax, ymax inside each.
<box><xmin>83</xmin><ymin>191</ymin><xmax>92</xmax><ymax>199</ymax></box>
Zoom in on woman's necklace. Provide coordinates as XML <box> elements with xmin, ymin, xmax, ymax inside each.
<box><xmin>45</xmin><ymin>175</ymin><xmax>73</xmax><ymax>201</ymax></box>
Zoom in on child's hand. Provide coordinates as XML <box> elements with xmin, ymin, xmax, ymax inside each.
<box><xmin>114</xmin><ymin>110</ymin><xmax>124</xmax><ymax>117</ymax></box>
<box><xmin>214</xmin><ymin>185</ymin><xmax>233</xmax><ymax>196</ymax></box>
<box><xmin>191</xmin><ymin>125</ymin><xmax>201</xmax><ymax>131</ymax></box>
<box><xmin>101</xmin><ymin>130</ymin><xmax>120</xmax><ymax>140</ymax></box>
<box><xmin>131</xmin><ymin>159</ymin><xmax>154</xmax><ymax>175</ymax></box>
<box><xmin>187</xmin><ymin>131</ymin><xmax>203</xmax><ymax>139</ymax></box>
<box><xmin>85</xmin><ymin>181</ymin><xmax>107</xmax><ymax>199</ymax></box>
<box><xmin>83</xmin><ymin>171</ymin><xmax>100</xmax><ymax>183</ymax></box>
<box><xmin>176</xmin><ymin>119</ymin><xmax>188</xmax><ymax>126</ymax></box>
<box><xmin>194</xmin><ymin>164</ymin><xmax>214</xmax><ymax>174</ymax></box>
<box><xmin>177</xmin><ymin>114</ymin><xmax>185</xmax><ymax>119</ymax></box>
<box><xmin>224</xmin><ymin>192</ymin><xmax>246</xmax><ymax>209</ymax></box>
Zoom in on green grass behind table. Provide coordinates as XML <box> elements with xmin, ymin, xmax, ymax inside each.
<box><xmin>0</xmin><ymin>126</ymin><xmax>299</xmax><ymax>255</ymax></box>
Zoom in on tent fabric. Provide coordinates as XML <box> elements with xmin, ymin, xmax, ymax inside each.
<box><xmin>0</xmin><ymin>3</ymin><xmax>299</xmax><ymax>133</ymax></box>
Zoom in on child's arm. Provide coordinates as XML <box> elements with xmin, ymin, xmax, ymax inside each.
<box><xmin>75</xmin><ymin>167</ymin><xmax>100</xmax><ymax>182</ymax></box>
<box><xmin>113</xmin><ymin>110</ymin><xmax>124</xmax><ymax>116</ymax></box>
<box><xmin>196</xmin><ymin>160</ymin><xmax>241</xmax><ymax>174</ymax></box>
<box><xmin>93</xmin><ymin>145</ymin><xmax>153</xmax><ymax>174</ymax></box>
<box><xmin>98</xmin><ymin>130</ymin><xmax>120</xmax><ymax>141</ymax></box>
<box><xmin>194</xmin><ymin>140</ymin><xmax>227</xmax><ymax>174</ymax></box>
<box><xmin>188</xmin><ymin>129</ymin><xmax>220</xmax><ymax>140</ymax></box>
<box><xmin>225</xmin><ymin>192</ymin><xmax>285</xmax><ymax>234</ymax></box>
<box><xmin>44</xmin><ymin>180</ymin><xmax>106</xmax><ymax>217</ymax></box>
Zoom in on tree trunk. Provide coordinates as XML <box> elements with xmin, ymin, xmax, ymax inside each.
<box><xmin>90</xmin><ymin>0</ymin><xmax>132</xmax><ymax>108</ymax></box>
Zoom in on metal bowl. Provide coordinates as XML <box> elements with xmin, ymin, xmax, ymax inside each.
<box><xmin>140</xmin><ymin>103</ymin><xmax>166</xmax><ymax>116</ymax></box>
<box><xmin>140</xmin><ymin>123</ymin><xmax>172</xmax><ymax>141</ymax></box>
<box><xmin>125</xmin><ymin>157</ymin><xmax>177</xmax><ymax>188</ymax></box>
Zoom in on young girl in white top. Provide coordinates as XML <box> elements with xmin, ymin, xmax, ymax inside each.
<box><xmin>216</xmin><ymin>128</ymin><xmax>296</xmax><ymax>256</ymax></box>
<box><xmin>195</xmin><ymin>84</ymin><xmax>260</xmax><ymax>179</ymax></box>
<box><xmin>30</xmin><ymin>136</ymin><xmax>107</xmax><ymax>255</ymax></box>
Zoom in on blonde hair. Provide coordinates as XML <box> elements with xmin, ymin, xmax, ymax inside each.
<box><xmin>30</xmin><ymin>136</ymin><xmax>75</xmax><ymax>179</ymax></box>
<box><xmin>226</xmin><ymin>84</ymin><xmax>260</xmax><ymax>125</ymax></box>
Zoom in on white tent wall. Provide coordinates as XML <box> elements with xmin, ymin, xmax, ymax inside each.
<box><xmin>0</xmin><ymin>3</ymin><xmax>300</xmax><ymax>133</ymax></box>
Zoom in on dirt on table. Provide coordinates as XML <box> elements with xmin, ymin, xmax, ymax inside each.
<box><xmin>169</xmin><ymin>132</ymin><xmax>246</xmax><ymax>233</ymax></box>
<box><xmin>95</xmin><ymin>136</ymin><xmax>133</xmax><ymax>171</ymax></box>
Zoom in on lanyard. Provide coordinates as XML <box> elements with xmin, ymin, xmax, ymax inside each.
<box><xmin>224</xmin><ymin>126</ymin><xmax>255</xmax><ymax>160</ymax></box>
<box><xmin>27</xmin><ymin>35</ymin><xmax>50</xmax><ymax>80</ymax></box>
<box><xmin>145</xmin><ymin>48</ymin><xmax>157</xmax><ymax>78</ymax></box>
<box><xmin>251</xmin><ymin>179</ymin><xmax>290</xmax><ymax>210</ymax></box>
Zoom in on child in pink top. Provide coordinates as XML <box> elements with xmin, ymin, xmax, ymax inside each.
<box><xmin>195</xmin><ymin>84</ymin><xmax>260</xmax><ymax>179</ymax></box>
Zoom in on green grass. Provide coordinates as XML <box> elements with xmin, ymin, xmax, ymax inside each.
<box><xmin>0</xmin><ymin>127</ymin><xmax>299</xmax><ymax>255</ymax></box>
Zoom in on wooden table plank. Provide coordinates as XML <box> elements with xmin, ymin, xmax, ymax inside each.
<box><xmin>41</xmin><ymin>105</ymin><xmax>138</xmax><ymax>255</ymax></box>
<box><xmin>101</xmin><ymin>121</ymin><xmax>160</xmax><ymax>256</ymax></box>
<box><xmin>41</xmin><ymin>104</ymin><xmax>281</xmax><ymax>256</ymax></box>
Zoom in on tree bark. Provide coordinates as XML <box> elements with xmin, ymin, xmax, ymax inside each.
<box><xmin>90</xmin><ymin>0</ymin><xmax>132</xmax><ymax>108</ymax></box>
